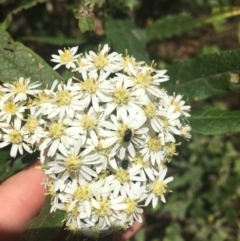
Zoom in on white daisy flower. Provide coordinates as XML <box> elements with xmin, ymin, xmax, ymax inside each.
<box><xmin>121</xmin><ymin>182</ymin><xmax>146</xmax><ymax>223</ymax></box>
<box><xmin>145</xmin><ymin>167</ymin><xmax>173</xmax><ymax>208</ymax></box>
<box><xmin>121</xmin><ymin>52</ymin><xmax>145</xmax><ymax>75</ymax></box>
<box><xmin>0</xmin><ymin>118</ymin><xmax>32</xmax><ymax>157</ymax></box>
<box><xmin>129</xmin><ymin>154</ymin><xmax>158</xmax><ymax>181</ymax></box>
<box><xmin>43</xmin><ymin>79</ymin><xmax>86</xmax><ymax>119</ymax></box>
<box><xmin>78</xmin><ymin>44</ymin><xmax>123</xmax><ymax>74</ymax></box>
<box><xmin>100</xmin><ymin>111</ymin><xmax>148</xmax><ymax>159</ymax></box>
<box><xmin>179</xmin><ymin>124</ymin><xmax>192</xmax><ymax>139</ymax></box>
<box><xmin>22</xmin><ymin>107</ymin><xmax>46</xmax><ymax>145</ymax></box>
<box><xmin>151</xmin><ymin>107</ymin><xmax>181</xmax><ymax>138</ymax></box>
<box><xmin>45</xmin><ymin>142</ymin><xmax>101</xmax><ymax>181</ymax></box>
<box><xmin>2</xmin><ymin>77</ymin><xmax>41</xmax><ymax>102</ymax></box>
<box><xmin>65</xmin><ymin>200</ymin><xmax>90</xmax><ymax>226</ymax></box>
<box><xmin>71</xmin><ymin>71</ymin><xmax>113</xmax><ymax>112</ymax></box>
<box><xmin>129</xmin><ymin>66</ymin><xmax>169</xmax><ymax>98</ymax></box>
<box><xmin>162</xmin><ymin>93</ymin><xmax>191</xmax><ymax>118</ymax></box>
<box><xmin>64</xmin><ymin>178</ymin><xmax>105</xmax><ymax>218</ymax></box>
<box><xmin>0</xmin><ymin>98</ymin><xmax>27</xmax><ymax>123</ymax></box>
<box><xmin>51</xmin><ymin>46</ymin><xmax>80</xmax><ymax>70</ymax></box>
<box><xmin>106</xmin><ymin>164</ymin><xmax>145</xmax><ymax>198</ymax></box>
<box><xmin>142</xmin><ymin>98</ymin><xmax>166</xmax><ymax>133</ymax></box>
<box><xmin>88</xmin><ymin>138</ymin><xmax>111</xmax><ymax>173</ymax></box>
<box><xmin>39</xmin><ymin>119</ymin><xmax>77</xmax><ymax>157</ymax></box>
<box><xmin>31</xmin><ymin>89</ymin><xmax>52</xmax><ymax>116</ymax></box>
<box><xmin>66</xmin><ymin>106</ymin><xmax>105</xmax><ymax>146</ymax></box>
<box><xmin>140</xmin><ymin>132</ymin><xmax>165</xmax><ymax>165</ymax></box>
<box><xmin>91</xmin><ymin>188</ymin><xmax>127</xmax><ymax>228</ymax></box>
<box><xmin>103</xmin><ymin>75</ymin><xmax>147</xmax><ymax>116</ymax></box>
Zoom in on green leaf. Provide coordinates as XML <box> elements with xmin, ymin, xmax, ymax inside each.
<box><xmin>0</xmin><ymin>29</ymin><xmax>64</xmax><ymax>86</ymax></box>
<box><xmin>146</xmin><ymin>7</ymin><xmax>240</xmax><ymax>41</ymax></box>
<box><xmin>0</xmin><ymin>149</ymin><xmax>11</xmax><ymax>182</ymax></box>
<box><xmin>78</xmin><ymin>16</ymin><xmax>95</xmax><ymax>33</ymax></box>
<box><xmin>146</xmin><ymin>13</ymin><xmax>203</xmax><ymax>41</ymax></box>
<box><xmin>162</xmin><ymin>50</ymin><xmax>240</xmax><ymax>103</ymax></box>
<box><xmin>105</xmin><ymin>17</ymin><xmax>149</xmax><ymax>63</ymax></box>
<box><xmin>190</xmin><ymin>107</ymin><xmax>240</xmax><ymax>135</ymax></box>
<box><xmin>0</xmin><ymin>151</ymin><xmax>39</xmax><ymax>183</ymax></box>
<box><xmin>20</xmin><ymin>196</ymin><xmax>66</xmax><ymax>241</ymax></box>
<box><xmin>0</xmin><ymin>0</ymin><xmax>50</xmax><ymax>29</ymax></box>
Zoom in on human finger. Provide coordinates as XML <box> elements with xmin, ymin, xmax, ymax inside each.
<box><xmin>0</xmin><ymin>162</ymin><xmax>46</xmax><ymax>241</ymax></box>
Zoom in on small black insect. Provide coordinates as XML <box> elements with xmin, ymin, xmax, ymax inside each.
<box><xmin>123</xmin><ymin>129</ymin><xmax>132</xmax><ymax>142</ymax></box>
<box><xmin>122</xmin><ymin>160</ymin><xmax>129</xmax><ymax>169</ymax></box>
<box><xmin>150</xmin><ymin>71</ymin><xmax>156</xmax><ymax>77</ymax></box>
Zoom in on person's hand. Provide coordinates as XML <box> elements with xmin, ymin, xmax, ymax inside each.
<box><xmin>0</xmin><ymin>162</ymin><xmax>46</xmax><ymax>241</ymax></box>
<box><xmin>0</xmin><ymin>162</ymin><xmax>144</xmax><ymax>241</ymax></box>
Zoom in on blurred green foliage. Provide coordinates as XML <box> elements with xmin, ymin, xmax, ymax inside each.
<box><xmin>1</xmin><ymin>0</ymin><xmax>240</xmax><ymax>240</ymax></box>
<box><xmin>152</xmin><ymin>133</ymin><xmax>240</xmax><ymax>241</ymax></box>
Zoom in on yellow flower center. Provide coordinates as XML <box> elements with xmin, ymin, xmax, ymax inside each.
<box><xmin>94</xmin><ymin>54</ymin><xmax>108</xmax><ymax>69</ymax></box>
<box><xmin>166</xmin><ymin>142</ymin><xmax>179</xmax><ymax>157</ymax></box>
<box><xmin>25</xmin><ymin>116</ymin><xmax>38</xmax><ymax>133</ymax></box>
<box><xmin>55</xmin><ymin>90</ymin><xmax>72</xmax><ymax>106</ymax></box>
<box><xmin>34</xmin><ymin>92</ymin><xmax>50</xmax><ymax>105</ymax></box>
<box><xmin>124</xmin><ymin>197</ymin><xmax>136</xmax><ymax>214</ymax></box>
<box><xmin>49</xmin><ymin>122</ymin><xmax>65</xmax><ymax>139</ymax></box>
<box><xmin>81</xmin><ymin>115</ymin><xmax>97</xmax><ymax>131</ymax></box>
<box><xmin>74</xmin><ymin>184</ymin><xmax>92</xmax><ymax>201</ymax></box>
<box><xmin>13</xmin><ymin>81</ymin><xmax>27</xmax><ymax>93</ymax></box>
<box><xmin>96</xmin><ymin>198</ymin><xmax>110</xmax><ymax>217</ymax></box>
<box><xmin>60</xmin><ymin>48</ymin><xmax>73</xmax><ymax>63</ymax></box>
<box><xmin>4</xmin><ymin>102</ymin><xmax>18</xmax><ymax>114</ymax></box>
<box><xmin>9</xmin><ymin>130</ymin><xmax>23</xmax><ymax>144</ymax></box>
<box><xmin>134</xmin><ymin>71</ymin><xmax>152</xmax><ymax>89</ymax></box>
<box><xmin>112</xmin><ymin>87</ymin><xmax>130</xmax><ymax>105</ymax></box>
<box><xmin>81</xmin><ymin>79</ymin><xmax>99</xmax><ymax>94</ymax></box>
<box><xmin>133</xmin><ymin>156</ymin><xmax>149</xmax><ymax>168</ymax></box>
<box><xmin>65</xmin><ymin>155</ymin><xmax>81</xmax><ymax>172</ymax></box>
<box><xmin>153</xmin><ymin>181</ymin><xmax>166</xmax><ymax>196</ymax></box>
<box><xmin>147</xmin><ymin>137</ymin><xmax>162</xmax><ymax>152</ymax></box>
<box><xmin>143</xmin><ymin>102</ymin><xmax>157</xmax><ymax>118</ymax></box>
<box><xmin>122</xmin><ymin>55</ymin><xmax>136</xmax><ymax>68</ymax></box>
<box><xmin>115</xmin><ymin>169</ymin><xmax>129</xmax><ymax>183</ymax></box>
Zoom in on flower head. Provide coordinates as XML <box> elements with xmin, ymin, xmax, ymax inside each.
<box><xmin>0</xmin><ymin>118</ymin><xmax>32</xmax><ymax>157</ymax></box>
<box><xmin>0</xmin><ymin>44</ymin><xmax>191</xmax><ymax>239</ymax></box>
<box><xmin>51</xmin><ymin>46</ymin><xmax>80</xmax><ymax>70</ymax></box>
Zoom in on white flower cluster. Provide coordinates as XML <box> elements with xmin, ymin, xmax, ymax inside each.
<box><xmin>0</xmin><ymin>44</ymin><xmax>191</xmax><ymax>239</ymax></box>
